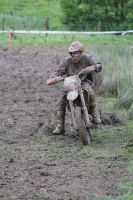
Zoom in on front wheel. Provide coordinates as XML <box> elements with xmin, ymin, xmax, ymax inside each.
<box><xmin>76</xmin><ymin>108</ymin><xmax>92</xmax><ymax>145</ymax></box>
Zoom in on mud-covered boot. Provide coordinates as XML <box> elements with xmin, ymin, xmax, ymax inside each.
<box><xmin>53</xmin><ymin>110</ymin><xmax>65</xmax><ymax>135</ymax></box>
<box><xmin>90</xmin><ymin>105</ymin><xmax>101</xmax><ymax>124</ymax></box>
<box><xmin>53</xmin><ymin>121</ymin><xmax>65</xmax><ymax>135</ymax></box>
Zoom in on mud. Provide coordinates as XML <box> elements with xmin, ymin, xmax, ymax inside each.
<box><xmin>0</xmin><ymin>46</ymin><xmax>130</xmax><ymax>200</ymax></box>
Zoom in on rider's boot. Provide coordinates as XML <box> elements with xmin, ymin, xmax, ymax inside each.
<box><xmin>90</xmin><ymin>104</ymin><xmax>101</xmax><ymax>124</ymax></box>
<box><xmin>53</xmin><ymin>110</ymin><xmax>65</xmax><ymax>135</ymax></box>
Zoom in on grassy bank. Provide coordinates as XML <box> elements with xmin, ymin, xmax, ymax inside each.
<box><xmin>91</xmin><ymin>97</ymin><xmax>133</xmax><ymax>199</ymax></box>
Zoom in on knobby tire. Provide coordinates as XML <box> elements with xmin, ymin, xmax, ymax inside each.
<box><xmin>76</xmin><ymin>108</ymin><xmax>91</xmax><ymax>146</ymax></box>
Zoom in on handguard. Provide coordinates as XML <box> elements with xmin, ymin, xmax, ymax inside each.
<box><xmin>46</xmin><ymin>77</ymin><xmax>63</xmax><ymax>85</ymax></box>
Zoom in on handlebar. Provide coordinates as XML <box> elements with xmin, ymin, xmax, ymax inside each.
<box><xmin>46</xmin><ymin>76</ymin><xmax>64</xmax><ymax>85</ymax></box>
<box><xmin>46</xmin><ymin>73</ymin><xmax>87</xmax><ymax>85</ymax></box>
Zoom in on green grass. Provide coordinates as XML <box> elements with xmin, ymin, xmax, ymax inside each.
<box><xmin>1</xmin><ymin>33</ymin><xmax>133</xmax><ymax>46</ymax></box>
<box><xmin>93</xmin><ymin>180</ymin><xmax>133</xmax><ymax>200</ymax></box>
<box><xmin>0</xmin><ymin>0</ymin><xmax>63</xmax><ymax>30</ymax></box>
<box><xmin>91</xmin><ymin>119</ymin><xmax>133</xmax><ymax>200</ymax></box>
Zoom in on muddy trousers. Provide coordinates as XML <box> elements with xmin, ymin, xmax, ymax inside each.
<box><xmin>53</xmin><ymin>92</ymin><xmax>66</xmax><ymax>135</ymax></box>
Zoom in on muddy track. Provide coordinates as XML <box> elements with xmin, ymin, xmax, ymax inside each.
<box><xmin>0</xmin><ymin>47</ymin><xmax>130</xmax><ymax>200</ymax></box>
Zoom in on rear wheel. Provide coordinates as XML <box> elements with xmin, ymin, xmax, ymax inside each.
<box><xmin>76</xmin><ymin>107</ymin><xmax>92</xmax><ymax>145</ymax></box>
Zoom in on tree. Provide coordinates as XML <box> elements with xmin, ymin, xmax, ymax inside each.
<box><xmin>60</xmin><ymin>0</ymin><xmax>133</xmax><ymax>31</ymax></box>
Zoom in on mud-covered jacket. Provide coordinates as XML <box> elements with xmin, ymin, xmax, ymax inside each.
<box><xmin>51</xmin><ymin>53</ymin><xmax>102</xmax><ymax>84</ymax></box>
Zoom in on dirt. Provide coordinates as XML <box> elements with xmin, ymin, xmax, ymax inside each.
<box><xmin>0</xmin><ymin>46</ymin><xmax>131</xmax><ymax>200</ymax></box>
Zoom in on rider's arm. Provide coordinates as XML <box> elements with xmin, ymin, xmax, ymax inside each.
<box><xmin>86</xmin><ymin>54</ymin><xmax>102</xmax><ymax>73</ymax></box>
<box><xmin>79</xmin><ymin>54</ymin><xmax>102</xmax><ymax>76</ymax></box>
<box><xmin>50</xmin><ymin>58</ymin><xmax>68</xmax><ymax>78</ymax></box>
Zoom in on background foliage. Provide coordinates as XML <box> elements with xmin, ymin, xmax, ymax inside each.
<box><xmin>0</xmin><ymin>0</ymin><xmax>133</xmax><ymax>31</ymax></box>
<box><xmin>60</xmin><ymin>0</ymin><xmax>133</xmax><ymax>31</ymax></box>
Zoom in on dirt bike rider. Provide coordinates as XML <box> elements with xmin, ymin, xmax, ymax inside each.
<box><xmin>50</xmin><ymin>41</ymin><xmax>102</xmax><ymax>135</ymax></box>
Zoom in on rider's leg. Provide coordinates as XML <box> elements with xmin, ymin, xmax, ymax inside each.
<box><xmin>53</xmin><ymin>93</ymin><xmax>66</xmax><ymax>135</ymax></box>
<box><xmin>82</xmin><ymin>82</ymin><xmax>101</xmax><ymax>124</ymax></box>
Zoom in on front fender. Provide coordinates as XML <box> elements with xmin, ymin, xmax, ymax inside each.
<box><xmin>67</xmin><ymin>89</ymin><xmax>78</xmax><ymax>101</ymax></box>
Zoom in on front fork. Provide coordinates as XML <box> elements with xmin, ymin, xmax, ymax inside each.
<box><xmin>78</xmin><ymin>85</ymin><xmax>92</xmax><ymax>128</ymax></box>
<box><xmin>69</xmin><ymin>100</ymin><xmax>78</xmax><ymax>131</ymax></box>
<box><xmin>69</xmin><ymin>86</ymin><xmax>92</xmax><ymax>131</ymax></box>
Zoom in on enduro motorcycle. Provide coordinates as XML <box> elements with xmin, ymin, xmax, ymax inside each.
<box><xmin>46</xmin><ymin>74</ymin><xmax>93</xmax><ymax>145</ymax></box>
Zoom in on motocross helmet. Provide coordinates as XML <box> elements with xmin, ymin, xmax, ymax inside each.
<box><xmin>69</xmin><ymin>41</ymin><xmax>84</xmax><ymax>63</ymax></box>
